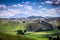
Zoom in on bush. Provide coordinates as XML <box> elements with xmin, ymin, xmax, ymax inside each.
<box><xmin>0</xmin><ymin>38</ymin><xmax>3</xmax><ymax>40</ymax></box>
<box><xmin>23</xmin><ymin>21</ymin><xmax>25</xmax><ymax>23</ymax></box>
<box><xmin>24</xmin><ymin>30</ymin><xmax>26</xmax><ymax>33</ymax></box>
<box><xmin>17</xmin><ymin>30</ymin><xmax>24</xmax><ymax>35</ymax></box>
<box><xmin>57</xmin><ymin>26</ymin><xmax>60</xmax><ymax>30</ymax></box>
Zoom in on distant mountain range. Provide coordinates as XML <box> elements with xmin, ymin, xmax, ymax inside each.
<box><xmin>28</xmin><ymin>16</ymin><xmax>43</xmax><ymax>19</ymax></box>
<box><xmin>9</xmin><ymin>16</ymin><xmax>44</xmax><ymax>20</ymax></box>
<box><xmin>9</xmin><ymin>13</ymin><xmax>60</xmax><ymax>22</ymax></box>
<box><xmin>10</xmin><ymin>13</ymin><xmax>28</xmax><ymax>18</ymax></box>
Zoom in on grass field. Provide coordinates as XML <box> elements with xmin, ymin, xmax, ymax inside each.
<box><xmin>0</xmin><ymin>32</ymin><xmax>36</xmax><ymax>40</ymax></box>
<box><xmin>25</xmin><ymin>30</ymin><xmax>59</xmax><ymax>40</ymax></box>
<box><xmin>0</xmin><ymin>31</ymin><xmax>49</xmax><ymax>40</ymax></box>
<box><xmin>0</xmin><ymin>21</ymin><xmax>25</xmax><ymax>32</ymax></box>
<box><xmin>0</xmin><ymin>31</ymin><xmax>60</xmax><ymax>40</ymax></box>
<box><xmin>0</xmin><ymin>21</ymin><xmax>60</xmax><ymax>40</ymax></box>
<box><xmin>0</xmin><ymin>21</ymin><xmax>36</xmax><ymax>40</ymax></box>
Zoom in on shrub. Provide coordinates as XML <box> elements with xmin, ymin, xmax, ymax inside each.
<box><xmin>17</xmin><ymin>30</ymin><xmax>24</xmax><ymax>35</ymax></box>
<box><xmin>23</xmin><ymin>21</ymin><xmax>25</xmax><ymax>23</ymax></box>
<box><xmin>57</xmin><ymin>26</ymin><xmax>60</xmax><ymax>30</ymax></box>
<box><xmin>24</xmin><ymin>30</ymin><xmax>26</xmax><ymax>33</ymax></box>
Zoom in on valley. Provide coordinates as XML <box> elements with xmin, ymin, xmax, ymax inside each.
<box><xmin>0</xmin><ymin>17</ymin><xmax>60</xmax><ymax>40</ymax></box>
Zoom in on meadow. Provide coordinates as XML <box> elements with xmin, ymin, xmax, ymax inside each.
<box><xmin>0</xmin><ymin>21</ymin><xmax>60</xmax><ymax>40</ymax></box>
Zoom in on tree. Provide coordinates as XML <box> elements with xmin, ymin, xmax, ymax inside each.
<box><xmin>23</xmin><ymin>21</ymin><xmax>25</xmax><ymax>23</ymax></box>
<box><xmin>28</xmin><ymin>25</ymin><xmax>32</xmax><ymax>31</ymax></box>
<box><xmin>24</xmin><ymin>30</ymin><xmax>26</xmax><ymax>33</ymax></box>
<box><xmin>17</xmin><ymin>30</ymin><xmax>24</xmax><ymax>35</ymax></box>
<box><xmin>57</xmin><ymin>26</ymin><xmax>60</xmax><ymax>30</ymax></box>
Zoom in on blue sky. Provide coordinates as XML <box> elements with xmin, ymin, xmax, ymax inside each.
<box><xmin>0</xmin><ymin>0</ymin><xmax>60</xmax><ymax>18</ymax></box>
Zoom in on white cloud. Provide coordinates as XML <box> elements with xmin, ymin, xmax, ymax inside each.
<box><xmin>38</xmin><ymin>6</ymin><xmax>43</xmax><ymax>8</ymax></box>
<box><xmin>38</xmin><ymin>5</ymin><xmax>59</xmax><ymax>17</ymax></box>
<box><xmin>0</xmin><ymin>7</ymin><xmax>22</xmax><ymax>18</ymax></box>
<box><xmin>55</xmin><ymin>7</ymin><xmax>60</xmax><ymax>15</ymax></box>
<box><xmin>44</xmin><ymin>0</ymin><xmax>60</xmax><ymax>5</ymax></box>
<box><xmin>17</xmin><ymin>4</ymin><xmax>23</xmax><ymax>7</ymax></box>
<box><xmin>46</xmin><ymin>9</ymin><xmax>57</xmax><ymax>17</ymax></box>
<box><xmin>0</xmin><ymin>11</ymin><xmax>13</xmax><ymax>18</ymax></box>
<box><xmin>52</xmin><ymin>0</ymin><xmax>60</xmax><ymax>2</ymax></box>
<box><xmin>0</xmin><ymin>1</ymin><xmax>60</xmax><ymax>18</ymax></box>
<box><xmin>0</xmin><ymin>4</ymin><xmax>33</xmax><ymax>18</ymax></box>
<box><xmin>25</xmin><ymin>6</ymin><xmax>32</xmax><ymax>11</ymax></box>
<box><xmin>0</xmin><ymin>5</ymin><xmax>6</xmax><ymax>8</ymax></box>
<box><xmin>0</xmin><ymin>4</ymin><xmax>58</xmax><ymax>18</ymax></box>
<box><xmin>11</xmin><ymin>4</ymin><xmax>23</xmax><ymax>7</ymax></box>
<box><xmin>11</xmin><ymin>3</ymin><xmax>33</xmax><ymax>11</ymax></box>
<box><xmin>0</xmin><ymin>5</ymin><xmax>7</xmax><ymax>11</ymax></box>
<box><xmin>24</xmin><ymin>1</ymin><xmax>30</xmax><ymax>5</ymax></box>
<box><xmin>55</xmin><ymin>2</ymin><xmax>60</xmax><ymax>4</ymax></box>
<box><xmin>45</xmin><ymin>1</ymin><xmax>53</xmax><ymax>4</ymax></box>
<box><xmin>11</xmin><ymin>5</ymin><xmax>17</xmax><ymax>7</ymax></box>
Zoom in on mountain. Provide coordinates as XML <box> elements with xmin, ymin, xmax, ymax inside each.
<box><xmin>28</xmin><ymin>16</ymin><xmax>43</xmax><ymax>19</ymax></box>
<box><xmin>43</xmin><ymin>17</ymin><xmax>60</xmax><ymax>22</ymax></box>
<box><xmin>10</xmin><ymin>13</ymin><xmax>28</xmax><ymax>18</ymax></box>
<box><xmin>49</xmin><ymin>17</ymin><xmax>60</xmax><ymax>26</ymax></box>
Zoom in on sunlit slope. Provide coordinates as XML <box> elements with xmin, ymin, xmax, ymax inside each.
<box><xmin>49</xmin><ymin>20</ymin><xmax>59</xmax><ymax>26</ymax></box>
<box><xmin>0</xmin><ymin>21</ymin><xmax>25</xmax><ymax>33</ymax></box>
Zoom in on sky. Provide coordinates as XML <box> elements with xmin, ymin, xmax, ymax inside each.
<box><xmin>0</xmin><ymin>0</ymin><xmax>60</xmax><ymax>18</ymax></box>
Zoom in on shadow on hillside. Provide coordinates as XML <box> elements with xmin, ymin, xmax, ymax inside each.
<box><xmin>48</xmin><ymin>36</ymin><xmax>60</xmax><ymax>40</ymax></box>
<box><xmin>0</xmin><ymin>38</ymin><xmax>3</xmax><ymax>40</ymax></box>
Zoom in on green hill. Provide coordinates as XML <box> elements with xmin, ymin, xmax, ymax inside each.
<box><xmin>0</xmin><ymin>32</ymin><xmax>36</xmax><ymax>40</ymax></box>
<box><xmin>0</xmin><ymin>20</ymin><xmax>60</xmax><ymax>40</ymax></box>
<box><xmin>0</xmin><ymin>21</ymin><xmax>25</xmax><ymax>35</ymax></box>
<box><xmin>0</xmin><ymin>21</ymin><xmax>36</xmax><ymax>40</ymax></box>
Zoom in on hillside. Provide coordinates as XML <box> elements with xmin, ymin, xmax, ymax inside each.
<box><xmin>0</xmin><ymin>18</ymin><xmax>60</xmax><ymax>40</ymax></box>
<box><xmin>0</xmin><ymin>21</ymin><xmax>25</xmax><ymax>35</ymax></box>
<box><xmin>49</xmin><ymin>18</ymin><xmax>60</xmax><ymax>29</ymax></box>
<box><xmin>25</xmin><ymin>21</ymin><xmax>53</xmax><ymax>32</ymax></box>
<box><xmin>0</xmin><ymin>21</ymin><xmax>51</xmax><ymax>40</ymax></box>
<box><xmin>0</xmin><ymin>32</ymin><xmax>36</xmax><ymax>40</ymax></box>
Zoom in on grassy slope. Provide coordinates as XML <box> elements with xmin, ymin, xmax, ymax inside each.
<box><xmin>25</xmin><ymin>29</ymin><xmax>60</xmax><ymax>40</ymax></box>
<box><xmin>0</xmin><ymin>21</ymin><xmax>60</xmax><ymax>40</ymax></box>
<box><xmin>0</xmin><ymin>21</ymin><xmax>25</xmax><ymax>35</ymax></box>
<box><xmin>0</xmin><ymin>21</ymin><xmax>48</xmax><ymax>40</ymax></box>
<box><xmin>0</xmin><ymin>32</ymin><xmax>36</xmax><ymax>40</ymax></box>
<box><xmin>0</xmin><ymin>21</ymin><xmax>36</xmax><ymax>40</ymax></box>
<box><xmin>26</xmin><ymin>32</ymin><xmax>49</xmax><ymax>40</ymax></box>
<box><xmin>49</xmin><ymin>19</ymin><xmax>60</xmax><ymax>26</ymax></box>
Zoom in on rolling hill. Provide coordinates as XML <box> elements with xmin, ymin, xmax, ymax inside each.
<box><xmin>0</xmin><ymin>21</ymin><xmax>25</xmax><ymax>35</ymax></box>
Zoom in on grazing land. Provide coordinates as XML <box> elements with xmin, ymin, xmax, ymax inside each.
<box><xmin>0</xmin><ymin>19</ymin><xmax>60</xmax><ymax>40</ymax></box>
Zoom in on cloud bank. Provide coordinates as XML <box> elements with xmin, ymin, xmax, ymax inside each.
<box><xmin>0</xmin><ymin>1</ymin><xmax>60</xmax><ymax>18</ymax></box>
